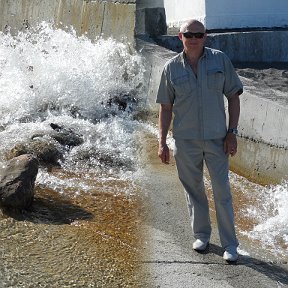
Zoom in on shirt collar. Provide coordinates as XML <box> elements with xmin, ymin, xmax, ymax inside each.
<box><xmin>180</xmin><ymin>47</ymin><xmax>208</xmax><ymax>65</ymax></box>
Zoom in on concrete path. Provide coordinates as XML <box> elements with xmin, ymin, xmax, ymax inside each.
<box><xmin>139</xmin><ymin>132</ymin><xmax>288</xmax><ymax>288</ymax></box>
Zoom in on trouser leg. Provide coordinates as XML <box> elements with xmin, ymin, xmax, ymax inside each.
<box><xmin>204</xmin><ymin>139</ymin><xmax>239</xmax><ymax>249</ymax></box>
<box><xmin>174</xmin><ymin>139</ymin><xmax>211</xmax><ymax>241</ymax></box>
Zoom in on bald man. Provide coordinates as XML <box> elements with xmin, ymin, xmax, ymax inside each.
<box><xmin>157</xmin><ymin>19</ymin><xmax>243</xmax><ymax>262</ymax></box>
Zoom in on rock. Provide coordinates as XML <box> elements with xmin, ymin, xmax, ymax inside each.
<box><xmin>49</xmin><ymin>123</ymin><xmax>84</xmax><ymax>147</ymax></box>
<box><xmin>0</xmin><ymin>154</ymin><xmax>39</xmax><ymax>210</ymax></box>
<box><xmin>7</xmin><ymin>139</ymin><xmax>63</xmax><ymax>166</ymax></box>
<box><xmin>6</xmin><ymin>123</ymin><xmax>84</xmax><ymax>167</ymax></box>
<box><xmin>107</xmin><ymin>93</ymin><xmax>137</xmax><ymax>112</ymax></box>
<box><xmin>75</xmin><ymin>148</ymin><xmax>133</xmax><ymax>170</ymax></box>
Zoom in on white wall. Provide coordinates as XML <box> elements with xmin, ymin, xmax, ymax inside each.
<box><xmin>164</xmin><ymin>0</ymin><xmax>206</xmax><ymax>28</ymax></box>
<box><xmin>145</xmin><ymin>0</ymin><xmax>288</xmax><ymax>30</ymax></box>
<box><xmin>205</xmin><ymin>0</ymin><xmax>288</xmax><ymax>30</ymax></box>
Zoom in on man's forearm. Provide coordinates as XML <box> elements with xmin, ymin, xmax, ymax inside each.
<box><xmin>159</xmin><ymin>104</ymin><xmax>173</xmax><ymax>145</ymax></box>
<box><xmin>228</xmin><ymin>94</ymin><xmax>240</xmax><ymax>128</ymax></box>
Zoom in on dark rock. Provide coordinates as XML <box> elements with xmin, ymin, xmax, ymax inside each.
<box><xmin>7</xmin><ymin>139</ymin><xmax>63</xmax><ymax>166</ymax></box>
<box><xmin>107</xmin><ymin>93</ymin><xmax>138</xmax><ymax>112</ymax></box>
<box><xmin>7</xmin><ymin>123</ymin><xmax>84</xmax><ymax>167</ymax></box>
<box><xmin>75</xmin><ymin>148</ymin><xmax>133</xmax><ymax>170</ymax></box>
<box><xmin>49</xmin><ymin>123</ymin><xmax>84</xmax><ymax>147</ymax></box>
<box><xmin>0</xmin><ymin>154</ymin><xmax>39</xmax><ymax>210</ymax></box>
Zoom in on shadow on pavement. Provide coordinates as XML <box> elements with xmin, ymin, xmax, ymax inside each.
<box><xmin>209</xmin><ymin>243</ymin><xmax>288</xmax><ymax>285</ymax></box>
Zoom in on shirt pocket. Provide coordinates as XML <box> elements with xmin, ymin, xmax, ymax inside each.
<box><xmin>172</xmin><ymin>74</ymin><xmax>193</xmax><ymax>97</ymax></box>
<box><xmin>207</xmin><ymin>68</ymin><xmax>225</xmax><ymax>91</ymax></box>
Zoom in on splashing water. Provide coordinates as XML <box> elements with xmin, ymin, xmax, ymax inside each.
<box><xmin>0</xmin><ymin>22</ymin><xmax>150</xmax><ymax>193</ymax></box>
<box><xmin>241</xmin><ymin>180</ymin><xmax>288</xmax><ymax>258</ymax></box>
<box><xmin>228</xmin><ymin>170</ymin><xmax>288</xmax><ymax>259</ymax></box>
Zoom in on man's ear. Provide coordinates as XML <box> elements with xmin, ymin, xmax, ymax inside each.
<box><xmin>178</xmin><ymin>32</ymin><xmax>183</xmax><ymax>41</ymax></box>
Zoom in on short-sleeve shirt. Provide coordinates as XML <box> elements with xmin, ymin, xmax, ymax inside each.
<box><xmin>156</xmin><ymin>47</ymin><xmax>243</xmax><ymax>140</ymax></box>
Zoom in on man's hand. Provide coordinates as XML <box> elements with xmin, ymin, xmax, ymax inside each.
<box><xmin>224</xmin><ymin>133</ymin><xmax>237</xmax><ymax>156</ymax></box>
<box><xmin>158</xmin><ymin>143</ymin><xmax>170</xmax><ymax>164</ymax></box>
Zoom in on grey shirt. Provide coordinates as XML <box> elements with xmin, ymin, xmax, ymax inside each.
<box><xmin>156</xmin><ymin>47</ymin><xmax>243</xmax><ymax>140</ymax></box>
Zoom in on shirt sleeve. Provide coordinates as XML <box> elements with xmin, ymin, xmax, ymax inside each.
<box><xmin>223</xmin><ymin>54</ymin><xmax>243</xmax><ymax>99</ymax></box>
<box><xmin>156</xmin><ymin>65</ymin><xmax>175</xmax><ymax>104</ymax></box>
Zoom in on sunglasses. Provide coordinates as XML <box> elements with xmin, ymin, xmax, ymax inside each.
<box><xmin>183</xmin><ymin>32</ymin><xmax>205</xmax><ymax>39</ymax></box>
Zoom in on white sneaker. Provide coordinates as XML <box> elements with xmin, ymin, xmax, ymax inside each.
<box><xmin>193</xmin><ymin>239</ymin><xmax>209</xmax><ymax>251</ymax></box>
<box><xmin>223</xmin><ymin>250</ymin><xmax>238</xmax><ymax>262</ymax></box>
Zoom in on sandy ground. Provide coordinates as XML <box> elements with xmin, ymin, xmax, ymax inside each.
<box><xmin>235</xmin><ymin>63</ymin><xmax>288</xmax><ymax>106</ymax></box>
<box><xmin>235</xmin><ymin>63</ymin><xmax>288</xmax><ymax>94</ymax></box>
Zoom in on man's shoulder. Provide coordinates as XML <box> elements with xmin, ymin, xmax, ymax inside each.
<box><xmin>164</xmin><ymin>52</ymin><xmax>183</xmax><ymax>69</ymax></box>
<box><xmin>205</xmin><ymin>47</ymin><xmax>226</xmax><ymax>58</ymax></box>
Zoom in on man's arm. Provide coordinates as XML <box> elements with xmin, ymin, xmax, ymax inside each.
<box><xmin>224</xmin><ymin>93</ymin><xmax>240</xmax><ymax>156</ymax></box>
<box><xmin>158</xmin><ymin>103</ymin><xmax>173</xmax><ymax>164</ymax></box>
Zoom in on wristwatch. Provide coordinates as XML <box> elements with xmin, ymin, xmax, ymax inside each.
<box><xmin>227</xmin><ymin>128</ymin><xmax>238</xmax><ymax>135</ymax></box>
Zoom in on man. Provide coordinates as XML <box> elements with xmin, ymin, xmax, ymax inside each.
<box><xmin>156</xmin><ymin>19</ymin><xmax>243</xmax><ymax>262</ymax></box>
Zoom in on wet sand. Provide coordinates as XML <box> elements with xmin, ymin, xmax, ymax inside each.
<box><xmin>235</xmin><ymin>62</ymin><xmax>288</xmax><ymax>105</ymax></box>
<box><xmin>235</xmin><ymin>62</ymin><xmax>288</xmax><ymax>94</ymax></box>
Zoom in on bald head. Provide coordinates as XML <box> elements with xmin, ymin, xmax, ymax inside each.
<box><xmin>180</xmin><ymin>19</ymin><xmax>206</xmax><ymax>33</ymax></box>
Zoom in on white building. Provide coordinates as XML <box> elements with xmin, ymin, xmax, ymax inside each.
<box><xmin>137</xmin><ymin>0</ymin><xmax>288</xmax><ymax>30</ymax></box>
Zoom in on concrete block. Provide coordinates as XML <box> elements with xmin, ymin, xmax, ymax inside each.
<box><xmin>136</xmin><ymin>38</ymin><xmax>176</xmax><ymax>111</ymax></box>
<box><xmin>136</xmin><ymin>7</ymin><xmax>167</xmax><ymax>36</ymax></box>
<box><xmin>0</xmin><ymin>0</ymin><xmax>136</xmax><ymax>42</ymax></box>
<box><xmin>101</xmin><ymin>1</ymin><xmax>136</xmax><ymax>42</ymax></box>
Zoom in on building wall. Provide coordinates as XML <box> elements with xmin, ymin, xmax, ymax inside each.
<box><xmin>205</xmin><ymin>0</ymin><xmax>288</xmax><ymax>30</ymax></box>
<box><xmin>164</xmin><ymin>0</ymin><xmax>206</xmax><ymax>28</ymax></box>
<box><xmin>137</xmin><ymin>0</ymin><xmax>288</xmax><ymax>30</ymax></box>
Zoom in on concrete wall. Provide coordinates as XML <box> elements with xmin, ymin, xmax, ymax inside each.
<box><xmin>137</xmin><ymin>0</ymin><xmax>288</xmax><ymax>31</ymax></box>
<box><xmin>0</xmin><ymin>0</ymin><xmax>136</xmax><ymax>42</ymax></box>
<box><xmin>155</xmin><ymin>31</ymin><xmax>288</xmax><ymax>63</ymax></box>
<box><xmin>137</xmin><ymin>0</ymin><xmax>164</xmax><ymax>9</ymax></box>
<box><xmin>206</xmin><ymin>31</ymin><xmax>288</xmax><ymax>63</ymax></box>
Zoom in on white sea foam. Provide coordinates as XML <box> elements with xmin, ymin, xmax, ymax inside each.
<box><xmin>240</xmin><ymin>179</ymin><xmax>288</xmax><ymax>257</ymax></box>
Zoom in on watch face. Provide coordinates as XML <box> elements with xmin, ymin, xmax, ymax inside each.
<box><xmin>228</xmin><ymin>128</ymin><xmax>238</xmax><ymax>135</ymax></box>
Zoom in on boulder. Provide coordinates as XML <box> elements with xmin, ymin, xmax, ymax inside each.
<box><xmin>7</xmin><ymin>139</ymin><xmax>63</xmax><ymax>166</ymax></box>
<box><xmin>49</xmin><ymin>123</ymin><xmax>84</xmax><ymax>147</ymax></box>
<box><xmin>0</xmin><ymin>154</ymin><xmax>39</xmax><ymax>210</ymax></box>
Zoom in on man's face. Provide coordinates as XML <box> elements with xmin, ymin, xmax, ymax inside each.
<box><xmin>178</xmin><ymin>23</ymin><xmax>206</xmax><ymax>52</ymax></box>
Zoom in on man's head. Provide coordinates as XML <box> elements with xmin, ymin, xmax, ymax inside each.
<box><xmin>178</xmin><ymin>19</ymin><xmax>206</xmax><ymax>53</ymax></box>
<box><xmin>180</xmin><ymin>19</ymin><xmax>206</xmax><ymax>34</ymax></box>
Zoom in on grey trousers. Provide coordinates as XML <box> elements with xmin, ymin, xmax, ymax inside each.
<box><xmin>174</xmin><ymin>138</ymin><xmax>238</xmax><ymax>250</ymax></box>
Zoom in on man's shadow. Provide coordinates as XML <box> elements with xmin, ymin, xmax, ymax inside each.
<box><xmin>206</xmin><ymin>243</ymin><xmax>288</xmax><ymax>285</ymax></box>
